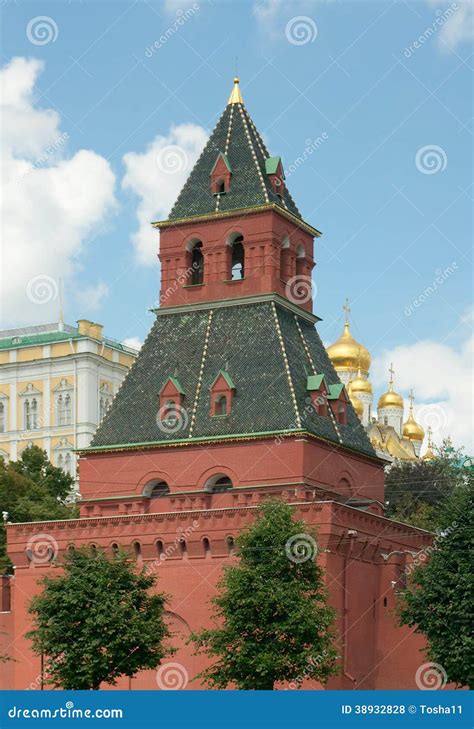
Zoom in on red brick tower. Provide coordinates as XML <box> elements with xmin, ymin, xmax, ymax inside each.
<box><xmin>2</xmin><ymin>79</ymin><xmax>431</xmax><ymax>691</ymax></box>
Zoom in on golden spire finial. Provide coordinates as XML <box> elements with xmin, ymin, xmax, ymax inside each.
<box><xmin>228</xmin><ymin>77</ymin><xmax>243</xmax><ymax>105</ymax></box>
<box><xmin>427</xmin><ymin>425</ymin><xmax>433</xmax><ymax>446</ymax></box>
<box><xmin>409</xmin><ymin>388</ymin><xmax>414</xmax><ymax>411</ymax></box>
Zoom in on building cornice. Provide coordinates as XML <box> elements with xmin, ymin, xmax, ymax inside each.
<box><xmin>152</xmin><ymin>203</ymin><xmax>322</xmax><ymax>238</ymax></box>
<box><xmin>152</xmin><ymin>292</ymin><xmax>321</xmax><ymax>323</ymax></box>
<box><xmin>6</xmin><ymin>499</ymin><xmax>433</xmax><ymax>541</ymax></box>
<box><xmin>77</xmin><ymin>429</ymin><xmax>384</xmax><ymax>466</ymax></box>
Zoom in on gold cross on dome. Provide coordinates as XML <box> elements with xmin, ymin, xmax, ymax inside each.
<box><xmin>409</xmin><ymin>389</ymin><xmax>415</xmax><ymax>408</ymax></box>
<box><xmin>389</xmin><ymin>363</ymin><xmax>395</xmax><ymax>384</ymax></box>
<box><xmin>343</xmin><ymin>298</ymin><xmax>350</xmax><ymax>324</ymax></box>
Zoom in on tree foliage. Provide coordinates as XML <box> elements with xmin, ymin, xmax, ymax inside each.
<box><xmin>385</xmin><ymin>440</ymin><xmax>467</xmax><ymax>530</ymax></box>
<box><xmin>191</xmin><ymin>500</ymin><xmax>338</xmax><ymax>690</ymax></box>
<box><xmin>27</xmin><ymin>547</ymin><xmax>173</xmax><ymax>689</ymax></box>
<box><xmin>399</xmin><ymin>475</ymin><xmax>474</xmax><ymax>688</ymax></box>
<box><xmin>0</xmin><ymin>447</ymin><xmax>77</xmax><ymax>574</ymax></box>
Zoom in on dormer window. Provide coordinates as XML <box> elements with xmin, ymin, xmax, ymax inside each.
<box><xmin>210</xmin><ymin>370</ymin><xmax>235</xmax><ymax>416</ymax></box>
<box><xmin>265</xmin><ymin>156</ymin><xmax>285</xmax><ymax>197</ymax></box>
<box><xmin>307</xmin><ymin>374</ymin><xmax>328</xmax><ymax>416</ymax></box>
<box><xmin>327</xmin><ymin>383</ymin><xmax>349</xmax><ymax>425</ymax></box>
<box><xmin>214</xmin><ymin>394</ymin><xmax>228</xmax><ymax>416</ymax></box>
<box><xmin>159</xmin><ymin>377</ymin><xmax>185</xmax><ymax>418</ymax></box>
<box><xmin>211</xmin><ymin>153</ymin><xmax>232</xmax><ymax>195</ymax></box>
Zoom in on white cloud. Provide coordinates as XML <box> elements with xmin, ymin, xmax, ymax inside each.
<box><xmin>75</xmin><ymin>282</ymin><xmax>109</xmax><ymax>313</ymax></box>
<box><xmin>0</xmin><ymin>57</ymin><xmax>117</xmax><ymax>326</ymax></box>
<box><xmin>122</xmin><ymin>124</ymin><xmax>208</xmax><ymax>266</ymax></box>
<box><xmin>427</xmin><ymin>0</ymin><xmax>474</xmax><ymax>51</ymax></box>
<box><xmin>371</xmin><ymin>322</ymin><xmax>474</xmax><ymax>453</ymax></box>
<box><xmin>122</xmin><ymin>336</ymin><xmax>143</xmax><ymax>351</ymax></box>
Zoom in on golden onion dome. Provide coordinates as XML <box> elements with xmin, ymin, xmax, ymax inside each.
<box><xmin>378</xmin><ymin>364</ymin><xmax>404</xmax><ymax>410</ymax></box>
<box><xmin>327</xmin><ymin>322</ymin><xmax>371</xmax><ymax>373</ymax></box>
<box><xmin>350</xmin><ymin>367</ymin><xmax>373</xmax><ymax>395</ymax></box>
<box><xmin>422</xmin><ymin>446</ymin><xmax>435</xmax><ymax>461</ymax></box>
<box><xmin>403</xmin><ymin>410</ymin><xmax>425</xmax><ymax>442</ymax></box>
<box><xmin>350</xmin><ymin>393</ymin><xmax>364</xmax><ymax>419</ymax></box>
<box><xmin>347</xmin><ymin>379</ymin><xmax>365</xmax><ymax>419</ymax></box>
<box><xmin>378</xmin><ymin>388</ymin><xmax>404</xmax><ymax>410</ymax></box>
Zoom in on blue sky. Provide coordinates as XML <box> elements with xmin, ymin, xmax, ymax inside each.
<box><xmin>1</xmin><ymin>0</ymin><xmax>472</xmax><ymax>448</ymax></box>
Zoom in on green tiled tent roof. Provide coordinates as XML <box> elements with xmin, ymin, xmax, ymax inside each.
<box><xmin>167</xmin><ymin>100</ymin><xmax>301</xmax><ymax>221</ymax></box>
<box><xmin>89</xmin><ymin>299</ymin><xmax>375</xmax><ymax>458</ymax></box>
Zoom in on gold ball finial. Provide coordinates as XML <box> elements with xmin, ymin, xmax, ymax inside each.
<box><xmin>228</xmin><ymin>77</ymin><xmax>244</xmax><ymax>105</ymax></box>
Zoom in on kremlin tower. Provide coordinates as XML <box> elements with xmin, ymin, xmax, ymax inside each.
<box><xmin>1</xmin><ymin>78</ymin><xmax>434</xmax><ymax>691</ymax></box>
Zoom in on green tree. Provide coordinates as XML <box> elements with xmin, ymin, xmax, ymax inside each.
<box><xmin>27</xmin><ymin>547</ymin><xmax>173</xmax><ymax>689</ymax></box>
<box><xmin>399</xmin><ymin>476</ymin><xmax>474</xmax><ymax>688</ymax></box>
<box><xmin>11</xmin><ymin>444</ymin><xmax>74</xmax><ymax>501</ymax></box>
<box><xmin>385</xmin><ymin>440</ymin><xmax>466</xmax><ymax>530</ymax></box>
<box><xmin>0</xmin><ymin>447</ymin><xmax>77</xmax><ymax>574</ymax></box>
<box><xmin>191</xmin><ymin>500</ymin><xmax>338</xmax><ymax>690</ymax></box>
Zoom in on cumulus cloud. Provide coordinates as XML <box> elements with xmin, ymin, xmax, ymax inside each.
<box><xmin>372</xmin><ymin>316</ymin><xmax>474</xmax><ymax>453</ymax></box>
<box><xmin>122</xmin><ymin>124</ymin><xmax>208</xmax><ymax>265</ymax></box>
<box><xmin>0</xmin><ymin>57</ymin><xmax>117</xmax><ymax>326</ymax></box>
<box><xmin>427</xmin><ymin>0</ymin><xmax>474</xmax><ymax>51</ymax></box>
<box><xmin>122</xmin><ymin>336</ymin><xmax>143</xmax><ymax>351</ymax></box>
<box><xmin>75</xmin><ymin>282</ymin><xmax>109</xmax><ymax>313</ymax></box>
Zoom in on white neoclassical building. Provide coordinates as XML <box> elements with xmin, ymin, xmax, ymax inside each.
<box><xmin>0</xmin><ymin>319</ymin><xmax>138</xmax><ymax>491</ymax></box>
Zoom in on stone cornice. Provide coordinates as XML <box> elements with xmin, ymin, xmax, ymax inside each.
<box><xmin>77</xmin><ymin>429</ymin><xmax>384</xmax><ymax>466</ymax></box>
<box><xmin>152</xmin><ymin>292</ymin><xmax>321</xmax><ymax>324</ymax></box>
<box><xmin>6</xmin><ymin>499</ymin><xmax>432</xmax><ymax>543</ymax></box>
<box><xmin>152</xmin><ymin>203</ymin><xmax>322</xmax><ymax>238</ymax></box>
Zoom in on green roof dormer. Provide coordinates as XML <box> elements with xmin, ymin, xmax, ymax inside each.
<box><xmin>210</xmin><ymin>370</ymin><xmax>236</xmax><ymax>391</ymax></box>
<box><xmin>211</xmin><ymin>152</ymin><xmax>232</xmax><ymax>174</ymax></box>
<box><xmin>327</xmin><ymin>383</ymin><xmax>346</xmax><ymax>400</ymax></box>
<box><xmin>265</xmin><ymin>156</ymin><xmax>282</xmax><ymax>175</ymax></box>
<box><xmin>307</xmin><ymin>374</ymin><xmax>326</xmax><ymax>391</ymax></box>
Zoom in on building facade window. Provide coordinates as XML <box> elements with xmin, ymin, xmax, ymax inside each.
<box><xmin>191</xmin><ymin>241</ymin><xmax>204</xmax><ymax>285</ymax></box>
<box><xmin>24</xmin><ymin>398</ymin><xmax>39</xmax><ymax>430</ymax></box>
<box><xmin>99</xmin><ymin>396</ymin><xmax>112</xmax><ymax>421</ymax></box>
<box><xmin>56</xmin><ymin>393</ymin><xmax>72</xmax><ymax>426</ymax></box>
<box><xmin>230</xmin><ymin>235</ymin><xmax>245</xmax><ymax>280</ymax></box>
<box><xmin>0</xmin><ymin>402</ymin><xmax>4</xmax><ymax>433</ymax></box>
